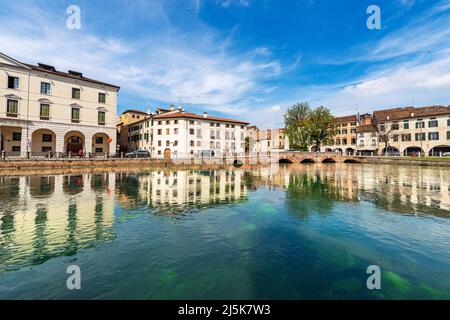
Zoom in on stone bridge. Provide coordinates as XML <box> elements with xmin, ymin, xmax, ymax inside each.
<box><xmin>276</xmin><ymin>151</ymin><xmax>364</xmax><ymax>164</ymax></box>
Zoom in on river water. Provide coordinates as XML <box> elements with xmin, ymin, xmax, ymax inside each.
<box><xmin>0</xmin><ymin>163</ymin><xmax>449</xmax><ymax>299</ymax></box>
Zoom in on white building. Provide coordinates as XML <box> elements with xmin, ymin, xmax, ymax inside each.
<box><xmin>127</xmin><ymin>107</ymin><xmax>249</xmax><ymax>158</ymax></box>
<box><xmin>0</xmin><ymin>52</ymin><xmax>120</xmax><ymax>158</ymax></box>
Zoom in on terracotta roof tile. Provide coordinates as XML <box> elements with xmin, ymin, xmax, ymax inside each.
<box><xmin>357</xmin><ymin>124</ymin><xmax>377</xmax><ymax>133</ymax></box>
<box><xmin>373</xmin><ymin>105</ymin><xmax>450</xmax><ymax>121</ymax></box>
<box><xmin>152</xmin><ymin>111</ymin><xmax>249</xmax><ymax>125</ymax></box>
<box><xmin>334</xmin><ymin>115</ymin><xmax>357</xmax><ymax>123</ymax></box>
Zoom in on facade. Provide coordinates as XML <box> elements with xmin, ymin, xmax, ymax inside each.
<box><xmin>127</xmin><ymin>107</ymin><xmax>249</xmax><ymax>158</ymax></box>
<box><xmin>372</xmin><ymin>105</ymin><xmax>450</xmax><ymax>156</ymax></box>
<box><xmin>0</xmin><ymin>52</ymin><xmax>119</xmax><ymax>158</ymax></box>
<box><xmin>320</xmin><ymin>105</ymin><xmax>450</xmax><ymax>156</ymax></box>
<box><xmin>246</xmin><ymin>126</ymin><xmax>290</xmax><ymax>154</ymax></box>
<box><xmin>117</xmin><ymin>109</ymin><xmax>150</xmax><ymax>153</ymax></box>
<box><xmin>321</xmin><ymin>115</ymin><xmax>358</xmax><ymax>154</ymax></box>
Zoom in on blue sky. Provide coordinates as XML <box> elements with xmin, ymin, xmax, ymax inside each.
<box><xmin>1</xmin><ymin>0</ymin><xmax>450</xmax><ymax>128</ymax></box>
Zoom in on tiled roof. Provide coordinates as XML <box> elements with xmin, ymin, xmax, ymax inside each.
<box><xmin>357</xmin><ymin>124</ymin><xmax>377</xmax><ymax>133</ymax></box>
<box><xmin>152</xmin><ymin>111</ymin><xmax>249</xmax><ymax>125</ymax></box>
<box><xmin>334</xmin><ymin>115</ymin><xmax>357</xmax><ymax>123</ymax></box>
<box><xmin>122</xmin><ymin>109</ymin><xmax>149</xmax><ymax>115</ymax></box>
<box><xmin>373</xmin><ymin>105</ymin><xmax>450</xmax><ymax>121</ymax></box>
<box><xmin>24</xmin><ymin>63</ymin><xmax>120</xmax><ymax>90</ymax></box>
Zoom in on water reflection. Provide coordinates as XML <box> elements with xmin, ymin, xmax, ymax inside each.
<box><xmin>0</xmin><ymin>173</ymin><xmax>115</xmax><ymax>272</ymax></box>
<box><xmin>0</xmin><ymin>164</ymin><xmax>449</xmax><ymax>276</ymax></box>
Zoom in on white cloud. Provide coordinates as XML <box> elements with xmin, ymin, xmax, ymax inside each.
<box><xmin>0</xmin><ymin>0</ymin><xmax>280</xmax><ymax>117</ymax></box>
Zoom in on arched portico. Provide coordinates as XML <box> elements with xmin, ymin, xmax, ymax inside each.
<box><xmin>403</xmin><ymin>146</ymin><xmax>424</xmax><ymax>157</ymax></box>
<box><xmin>64</xmin><ymin>131</ymin><xmax>85</xmax><ymax>156</ymax></box>
<box><xmin>31</xmin><ymin>129</ymin><xmax>56</xmax><ymax>156</ymax></box>
<box><xmin>92</xmin><ymin>132</ymin><xmax>110</xmax><ymax>156</ymax></box>
<box><xmin>429</xmin><ymin>145</ymin><xmax>450</xmax><ymax>157</ymax></box>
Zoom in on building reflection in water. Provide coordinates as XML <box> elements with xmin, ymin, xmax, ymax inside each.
<box><xmin>0</xmin><ymin>165</ymin><xmax>449</xmax><ymax>272</ymax></box>
<box><xmin>251</xmin><ymin>163</ymin><xmax>450</xmax><ymax>215</ymax></box>
<box><xmin>116</xmin><ymin>170</ymin><xmax>248</xmax><ymax>215</ymax></box>
<box><xmin>0</xmin><ymin>173</ymin><xmax>115</xmax><ymax>272</ymax></box>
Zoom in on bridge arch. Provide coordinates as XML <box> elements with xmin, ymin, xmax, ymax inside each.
<box><xmin>301</xmin><ymin>158</ymin><xmax>316</xmax><ymax>164</ymax></box>
<box><xmin>322</xmin><ymin>158</ymin><xmax>336</xmax><ymax>163</ymax></box>
<box><xmin>279</xmin><ymin>158</ymin><xmax>293</xmax><ymax>164</ymax></box>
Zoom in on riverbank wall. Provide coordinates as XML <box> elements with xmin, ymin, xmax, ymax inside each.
<box><xmin>0</xmin><ymin>156</ymin><xmax>449</xmax><ymax>175</ymax></box>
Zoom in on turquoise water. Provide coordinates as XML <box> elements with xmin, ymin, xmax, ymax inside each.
<box><xmin>0</xmin><ymin>164</ymin><xmax>450</xmax><ymax>299</ymax></box>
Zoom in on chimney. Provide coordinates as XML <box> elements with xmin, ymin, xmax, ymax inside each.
<box><xmin>203</xmin><ymin>112</ymin><xmax>208</xmax><ymax>118</ymax></box>
<box><xmin>411</xmin><ymin>112</ymin><xmax>415</xmax><ymax>117</ymax></box>
<box><xmin>170</xmin><ymin>105</ymin><xmax>175</xmax><ymax>111</ymax></box>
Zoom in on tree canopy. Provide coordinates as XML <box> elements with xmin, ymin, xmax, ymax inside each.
<box><xmin>284</xmin><ymin>102</ymin><xmax>336</xmax><ymax>151</ymax></box>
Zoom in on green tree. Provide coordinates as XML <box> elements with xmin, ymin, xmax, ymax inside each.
<box><xmin>284</xmin><ymin>102</ymin><xmax>311</xmax><ymax>150</ymax></box>
<box><xmin>284</xmin><ymin>103</ymin><xmax>336</xmax><ymax>151</ymax></box>
<box><xmin>307</xmin><ymin>106</ymin><xmax>336</xmax><ymax>150</ymax></box>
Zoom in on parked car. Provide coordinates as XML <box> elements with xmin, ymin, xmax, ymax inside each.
<box><xmin>443</xmin><ymin>152</ymin><xmax>450</xmax><ymax>157</ymax></box>
<box><xmin>125</xmin><ymin>150</ymin><xmax>150</xmax><ymax>158</ymax></box>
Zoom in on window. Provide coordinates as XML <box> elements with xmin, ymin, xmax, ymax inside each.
<box><xmin>428</xmin><ymin>120</ymin><xmax>438</xmax><ymax>128</ymax></box>
<box><xmin>42</xmin><ymin>134</ymin><xmax>52</xmax><ymax>142</ymax></box>
<box><xmin>174</xmin><ymin>120</ymin><xmax>178</xmax><ymax>124</ymax></box>
<box><xmin>158</xmin><ymin>141</ymin><xmax>162</xmax><ymax>146</ymax></box>
<box><xmin>216</xmin><ymin>123</ymin><xmax>220</xmax><ymax>127</ymax></box>
<box><xmin>351</xmin><ymin>128</ymin><xmax>356</xmax><ymax>134</ymax></box>
<box><xmin>380</xmin><ymin>124</ymin><xmax>385</xmax><ymax>132</ymax></box>
<box><xmin>189</xmin><ymin>120</ymin><xmax>195</xmax><ymax>125</ymax></box>
<box><xmin>98</xmin><ymin>93</ymin><xmax>106</xmax><ymax>103</ymax></box>
<box><xmin>72</xmin><ymin>88</ymin><xmax>80</xmax><ymax>99</ymax></box>
<box><xmin>342</xmin><ymin>129</ymin><xmax>348</xmax><ymax>134</ymax></box>
<box><xmin>157</xmin><ymin>129</ymin><xmax>162</xmax><ymax>135</ymax></box>
<box><xmin>403</xmin><ymin>120</ymin><xmax>409</xmax><ymax>130</ymax></box>
<box><xmin>197</xmin><ymin>141</ymin><xmax>201</xmax><ymax>147</ymax></box>
<box><xmin>447</xmin><ymin>118</ymin><xmax>450</xmax><ymax>126</ymax></box>
<box><xmin>158</xmin><ymin>121</ymin><xmax>162</xmax><ymax>125</ymax></box>
<box><xmin>98</xmin><ymin>111</ymin><xmax>106</xmax><ymax>125</ymax></box>
<box><xmin>351</xmin><ymin>122</ymin><xmax>356</xmax><ymax>126</ymax></box>
<box><xmin>342</xmin><ymin>138</ymin><xmax>347</xmax><ymax>145</ymax></box>
<box><xmin>190</xmin><ymin>140</ymin><xmax>194</xmax><ymax>147</ymax></box>
<box><xmin>166</xmin><ymin>141</ymin><xmax>170</xmax><ymax>147</ymax></box>
<box><xmin>174</xmin><ymin>140</ymin><xmax>178</xmax><ymax>146</ymax></box>
<box><xmin>393</xmin><ymin>135</ymin><xmax>399</xmax><ymax>142</ymax></box>
<box><xmin>42</xmin><ymin>146</ymin><xmax>52</xmax><ymax>153</ymax></box>
<box><xmin>216</xmin><ymin>142</ymin><xmax>221</xmax><ymax>149</ymax></box>
<box><xmin>41</xmin><ymin>82</ymin><xmax>51</xmax><ymax>95</ymax></box>
<box><xmin>371</xmin><ymin>139</ymin><xmax>376</xmax><ymax>146</ymax></box>
<box><xmin>71</xmin><ymin>108</ymin><xmax>80</xmax><ymax>123</ymax></box>
<box><xmin>336</xmin><ymin>139</ymin><xmax>341</xmax><ymax>145</ymax></box>
<box><xmin>416</xmin><ymin>120</ymin><xmax>425</xmax><ymax>129</ymax></box>
<box><xmin>415</xmin><ymin>133</ymin><xmax>426</xmax><ymax>141</ymax></box>
<box><xmin>392</xmin><ymin>123</ymin><xmax>399</xmax><ymax>130</ymax></box>
<box><xmin>210</xmin><ymin>130</ymin><xmax>215</xmax><ymax>140</ymax></box>
<box><xmin>40</xmin><ymin>104</ymin><xmax>50</xmax><ymax>120</ymax></box>
<box><xmin>196</xmin><ymin>129</ymin><xmax>202</xmax><ymax>139</ymax></box>
<box><xmin>428</xmin><ymin>132</ymin><xmax>439</xmax><ymax>141</ymax></box>
<box><xmin>447</xmin><ymin>131</ymin><xmax>450</xmax><ymax>140</ymax></box>
<box><xmin>401</xmin><ymin>134</ymin><xmax>412</xmax><ymax>142</ymax></box>
<box><xmin>165</xmin><ymin>128</ymin><xmax>169</xmax><ymax>135</ymax></box>
<box><xmin>8</xmin><ymin>76</ymin><xmax>19</xmax><ymax>89</ymax></box>
<box><xmin>6</xmin><ymin>99</ymin><xmax>18</xmax><ymax>116</ymax></box>
<box><xmin>351</xmin><ymin>138</ymin><xmax>356</xmax><ymax>145</ymax></box>
<box><xmin>95</xmin><ymin>148</ymin><xmax>103</xmax><ymax>153</ymax></box>
<box><xmin>12</xmin><ymin>146</ymin><xmax>21</xmax><ymax>152</ymax></box>
<box><xmin>359</xmin><ymin>133</ymin><xmax>364</xmax><ymax>138</ymax></box>
<box><xmin>158</xmin><ymin>151</ymin><xmax>161</xmax><ymax>155</ymax></box>
<box><xmin>166</xmin><ymin>121</ymin><xmax>170</xmax><ymax>125</ymax></box>
<box><xmin>12</xmin><ymin>132</ymin><xmax>22</xmax><ymax>141</ymax></box>
<box><xmin>189</xmin><ymin>128</ymin><xmax>195</xmax><ymax>135</ymax></box>
<box><xmin>95</xmin><ymin>137</ymin><xmax>103</xmax><ymax>144</ymax></box>
<box><xmin>216</xmin><ymin>131</ymin><xmax>221</xmax><ymax>139</ymax></box>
